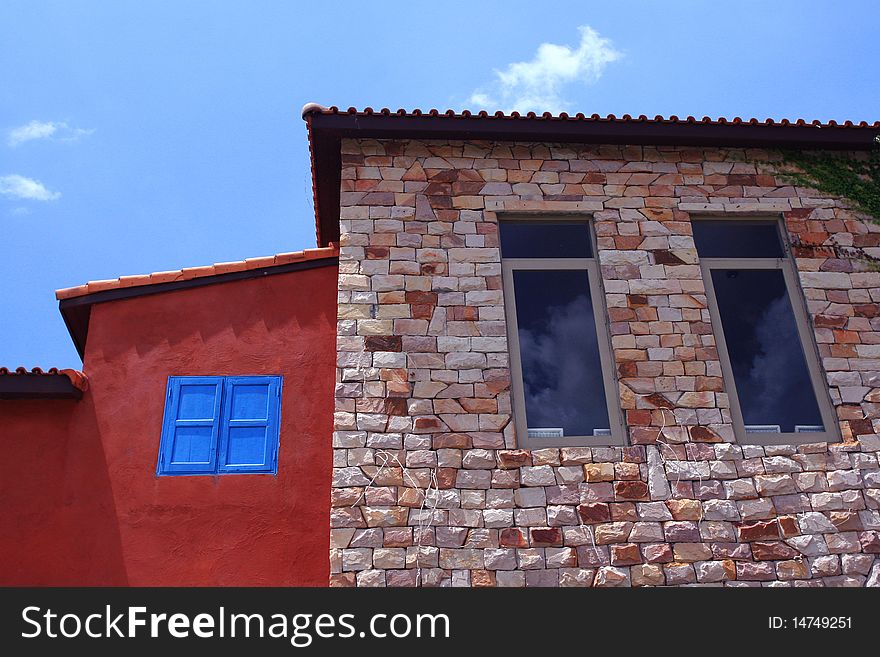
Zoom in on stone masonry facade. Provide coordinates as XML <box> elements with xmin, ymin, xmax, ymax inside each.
<box><xmin>329</xmin><ymin>137</ymin><xmax>880</xmax><ymax>587</ymax></box>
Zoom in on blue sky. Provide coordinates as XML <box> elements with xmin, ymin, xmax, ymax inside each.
<box><xmin>2</xmin><ymin>0</ymin><xmax>878</xmax><ymax>368</ymax></box>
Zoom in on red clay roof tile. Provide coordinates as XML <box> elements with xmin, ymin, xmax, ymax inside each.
<box><xmin>55</xmin><ymin>244</ymin><xmax>338</xmax><ymax>300</ymax></box>
<box><xmin>301</xmin><ymin>104</ymin><xmax>880</xmax><ymax>129</ymax></box>
<box><xmin>0</xmin><ymin>367</ymin><xmax>88</xmax><ymax>392</ymax></box>
<box><xmin>211</xmin><ymin>262</ymin><xmax>244</xmax><ymax>275</ymax></box>
<box><xmin>302</xmin><ymin>103</ymin><xmax>880</xmax><ymax>246</ymax></box>
<box><xmin>244</xmin><ymin>255</ymin><xmax>276</xmax><ymax>270</ymax></box>
<box><xmin>274</xmin><ymin>251</ymin><xmax>308</xmax><ymax>265</ymax></box>
<box><xmin>148</xmin><ymin>271</ymin><xmax>184</xmax><ymax>284</ymax></box>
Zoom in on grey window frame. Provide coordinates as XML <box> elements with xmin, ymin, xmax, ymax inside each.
<box><xmin>500</xmin><ymin>216</ymin><xmax>626</xmax><ymax>448</ymax></box>
<box><xmin>696</xmin><ymin>216</ymin><xmax>840</xmax><ymax>445</ymax></box>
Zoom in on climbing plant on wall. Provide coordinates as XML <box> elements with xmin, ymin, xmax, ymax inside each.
<box><xmin>775</xmin><ymin>139</ymin><xmax>880</xmax><ymax>222</ymax></box>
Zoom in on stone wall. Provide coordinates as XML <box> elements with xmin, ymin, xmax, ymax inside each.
<box><xmin>329</xmin><ymin>138</ymin><xmax>880</xmax><ymax>587</ymax></box>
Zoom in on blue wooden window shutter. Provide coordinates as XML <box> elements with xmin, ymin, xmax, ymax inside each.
<box><xmin>157</xmin><ymin>375</ymin><xmax>281</xmax><ymax>476</ymax></box>
<box><xmin>218</xmin><ymin>376</ymin><xmax>281</xmax><ymax>474</ymax></box>
<box><xmin>158</xmin><ymin>376</ymin><xmax>223</xmax><ymax>474</ymax></box>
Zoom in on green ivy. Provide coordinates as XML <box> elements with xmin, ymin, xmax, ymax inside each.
<box><xmin>775</xmin><ymin>141</ymin><xmax>880</xmax><ymax>222</ymax></box>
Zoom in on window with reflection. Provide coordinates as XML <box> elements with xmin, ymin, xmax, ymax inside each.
<box><xmin>694</xmin><ymin>218</ymin><xmax>838</xmax><ymax>444</ymax></box>
<box><xmin>500</xmin><ymin>220</ymin><xmax>624</xmax><ymax>447</ymax></box>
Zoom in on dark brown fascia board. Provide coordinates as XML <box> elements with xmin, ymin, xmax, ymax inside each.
<box><xmin>306</xmin><ymin>111</ymin><xmax>880</xmax><ymax>246</ymax></box>
<box><xmin>0</xmin><ymin>375</ymin><xmax>83</xmax><ymax>400</ymax></box>
<box><xmin>59</xmin><ymin>256</ymin><xmax>339</xmax><ymax>360</ymax></box>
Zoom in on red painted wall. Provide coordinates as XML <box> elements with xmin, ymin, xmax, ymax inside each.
<box><xmin>0</xmin><ymin>265</ymin><xmax>337</xmax><ymax>585</ymax></box>
<box><xmin>0</xmin><ymin>399</ymin><xmax>128</xmax><ymax>585</ymax></box>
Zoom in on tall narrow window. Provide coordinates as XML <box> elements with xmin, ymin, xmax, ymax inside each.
<box><xmin>500</xmin><ymin>219</ymin><xmax>624</xmax><ymax>447</ymax></box>
<box><xmin>694</xmin><ymin>218</ymin><xmax>839</xmax><ymax>444</ymax></box>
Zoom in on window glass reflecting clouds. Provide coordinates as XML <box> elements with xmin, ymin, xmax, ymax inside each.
<box><xmin>512</xmin><ymin>269</ymin><xmax>610</xmax><ymax>437</ymax></box>
<box><xmin>710</xmin><ymin>268</ymin><xmax>823</xmax><ymax>432</ymax></box>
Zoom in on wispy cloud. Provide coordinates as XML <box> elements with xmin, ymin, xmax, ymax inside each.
<box><xmin>7</xmin><ymin>120</ymin><xmax>94</xmax><ymax>147</ymax></box>
<box><xmin>8</xmin><ymin>120</ymin><xmax>58</xmax><ymax>146</ymax></box>
<box><xmin>467</xmin><ymin>25</ymin><xmax>621</xmax><ymax>115</ymax></box>
<box><xmin>0</xmin><ymin>174</ymin><xmax>61</xmax><ymax>201</ymax></box>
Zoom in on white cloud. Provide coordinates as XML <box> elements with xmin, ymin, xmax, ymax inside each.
<box><xmin>58</xmin><ymin>126</ymin><xmax>96</xmax><ymax>143</ymax></box>
<box><xmin>0</xmin><ymin>174</ymin><xmax>61</xmax><ymax>201</ymax></box>
<box><xmin>7</xmin><ymin>120</ymin><xmax>94</xmax><ymax>147</ymax></box>
<box><xmin>467</xmin><ymin>25</ymin><xmax>621</xmax><ymax>115</ymax></box>
<box><xmin>8</xmin><ymin>121</ymin><xmax>59</xmax><ymax>146</ymax></box>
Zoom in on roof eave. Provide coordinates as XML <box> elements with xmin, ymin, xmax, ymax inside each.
<box><xmin>0</xmin><ymin>374</ymin><xmax>84</xmax><ymax>400</ymax></box>
<box><xmin>59</xmin><ymin>255</ymin><xmax>339</xmax><ymax>361</ymax></box>
<box><xmin>304</xmin><ymin>108</ymin><xmax>880</xmax><ymax>247</ymax></box>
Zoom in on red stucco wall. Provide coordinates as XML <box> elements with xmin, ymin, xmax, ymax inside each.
<box><xmin>0</xmin><ymin>398</ymin><xmax>128</xmax><ymax>585</ymax></box>
<box><xmin>0</xmin><ymin>264</ymin><xmax>337</xmax><ymax>585</ymax></box>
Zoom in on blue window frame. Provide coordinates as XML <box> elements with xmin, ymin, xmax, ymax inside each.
<box><xmin>157</xmin><ymin>375</ymin><xmax>282</xmax><ymax>476</ymax></box>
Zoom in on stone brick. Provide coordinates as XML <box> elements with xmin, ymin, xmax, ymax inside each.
<box><xmin>629</xmin><ymin>522</ymin><xmax>665</xmax><ymax>542</ymax></box>
<box><xmin>495</xmin><ymin>571</ymin><xmax>525</xmax><ymax>587</ymax></box>
<box><xmin>614</xmin><ymin>480</ymin><xmax>649</xmax><ymax>501</ymax></box>
<box><xmin>736</xmin><ymin>561</ymin><xmax>776</xmax><ymax>581</ymax></box>
<box><xmin>584</xmin><ymin>463</ymin><xmax>615</xmax><ymax>482</ymax></box>
<box><xmin>610</xmin><ymin>543</ymin><xmax>642</xmax><ymax>566</ymax></box>
<box><xmin>362</xmin><ymin>507</ymin><xmax>408</xmax><ymax>527</ymax></box>
<box><xmin>521</xmin><ymin>465</ymin><xmax>556</xmax><ymax>487</ymax></box>
<box><xmin>841</xmin><ymin>553</ymin><xmax>874</xmax><ymax>575</ymax></box>
<box><xmin>559</xmin><ymin>568</ymin><xmax>595</xmax><ymax>587</ymax></box>
<box><xmin>642</xmin><ymin>543</ymin><xmax>674</xmax><ymax>564</ymax></box>
<box><xmin>594</xmin><ymin>522</ymin><xmax>633</xmax><ymax>544</ymax></box>
<box><xmin>666</xmin><ymin>498</ymin><xmax>702</xmax><ymax>520</ymax></box>
<box><xmin>860</xmin><ymin>531</ymin><xmax>880</xmax><ymax>553</ymax></box>
<box><xmin>664</xmin><ymin>563</ymin><xmax>696</xmax><ymax>585</ymax></box>
<box><xmin>516</xmin><ymin>549</ymin><xmax>545</xmax><ymax>570</ymax></box>
<box><xmin>545</xmin><ymin>547</ymin><xmax>578</xmax><ymax>569</ymax></box>
<box><xmin>673</xmin><ymin>543</ymin><xmax>713</xmax><ymax>562</ymax></box>
<box><xmin>530</xmin><ymin>527</ymin><xmax>563</xmax><ymax>547</ymax></box>
<box><xmin>755</xmin><ymin>474</ymin><xmax>797</xmax><ymax>495</ymax></box>
<box><xmin>737</xmin><ymin>520</ymin><xmax>782</xmax><ymax>542</ymax></box>
<box><xmin>499</xmin><ymin>528</ymin><xmax>529</xmax><ymax>548</ymax></box>
<box><xmin>811</xmin><ymin>555</ymin><xmax>841</xmax><ymax>577</ymax></box>
<box><xmin>695</xmin><ymin>559</ymin><xmax>736</xmax><ymax>583</ymax></box>
<box><xmin>593</xmin><ymin>566</ymin><xmax>631</xmax><ymax>587</ymax></box>
<box><xmin>577</xmin><ymin>503</ymin><xmax>611</xmax><ymax>524</ymax></box>
<box><xmin>776</xmin><ymin>559</ymin><xmax>810</xmax><ymax>581</ymax></box>
<box><xmin>751</xmin><ymin>541</ymin><xmax>799</xmax><ymax>561</ymax></box>
<box><xmin>631</xmin><ymin>564</ymin><xmax>665</xmax><ymax>586</ymax></box>
<box><xmin>664</xmin><ymin>521</ymin><xmax>701</xmax><ymax>542</ymax></box>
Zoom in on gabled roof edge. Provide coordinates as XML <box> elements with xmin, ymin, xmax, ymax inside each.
<box><xmin>58</xmin><ymin>248</ymin><xmax>339</xmax><ymax>360</ymax></box>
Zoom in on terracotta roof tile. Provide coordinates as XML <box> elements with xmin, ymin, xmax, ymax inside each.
<box><xmin>0</xmin><ymin>367</ymin><xmax>88</xmax><ymax>392</ymax></box>
<box><xmin>148</xmin><ymin>271</ymin><xmax>184</xmax><ymax>284</ymax></box>
<box><xmin>211</xmin><ymin>262</ymin><xmax>244</xmax><ymax>275</ymax></box>
<box><xmin>55</xmin><ymin>244</ymin><xmax>339</xmax><ymax>300</ymax></box>
<box><xmin>117</xmin><ymin>275</ymin><xmax>148</xmax><ymax>288</ymax></box>
<box><xmin>244</xmin><ymin>255</ymin><xmax>276</xmax><ymax>269</ymax></box>
<box><xmin>302</xmin><ymin>104</ymin><xmax>880</xmax><ymax>128</ymax></box>
<box><xmin>179</xmin><ymin>265</ymin><xmax>214</xmax><ymax>280</ymax></box>
<box><xmin>302</xmin><ymin>103</ymin><xmax>880</xmax><ymax>246</ymax></box>
<box><xmin>274</xmin><ymin>251</ymin><xmax>308</xmax><ymax>265</ymax></box>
